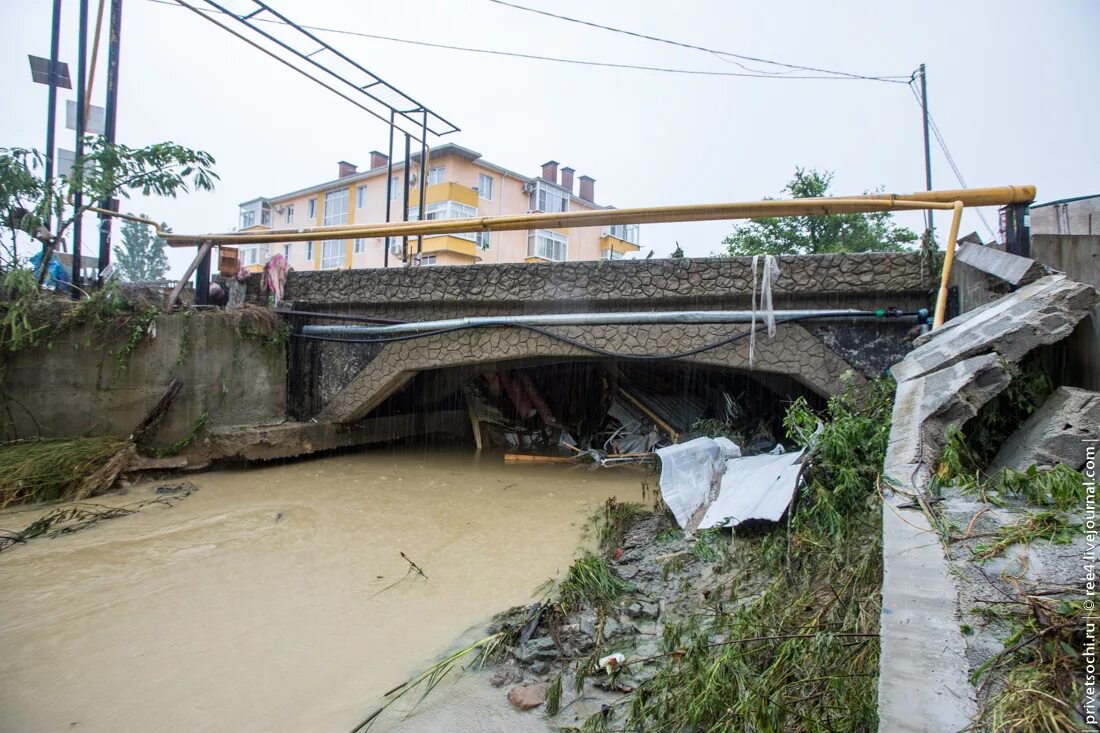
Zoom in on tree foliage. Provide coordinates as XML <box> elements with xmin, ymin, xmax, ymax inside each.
<box><xmin>0</xmin><ymin>136</ymin><xmax>217</xmax><ymax>274</ymax></box>
<box><xmin>114</xmin><ymin>215</ymin><xmax>170</xmax><ymax>282</ymax></box>
<box><xmin>723</xmin><ymin>168</ymin><xmax>917</xmax><ymax>257</ymax></box>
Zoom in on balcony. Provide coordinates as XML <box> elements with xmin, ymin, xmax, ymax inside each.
<box><xmin>408</xmin><ymin>181</ymin><xmax>477</xmax><ymax>208</ymax></box>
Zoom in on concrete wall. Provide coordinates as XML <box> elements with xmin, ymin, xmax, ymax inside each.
<box><xmin>1032</xmin><ymin>234</ymin><xmax>1100</xmax><ymax>390</ymax></box>
<box><xmin>1</xmin><ymin>311</ymin><xmax>286</xmax><ymax>452</ymax></box>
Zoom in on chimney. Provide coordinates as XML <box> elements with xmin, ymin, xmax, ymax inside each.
<box><xmin>560</xmin><ymin>167</ymin><xmax>575</xmax><ymax>194</ymax></box>
<box><xmin>338</xmin><ymin>160</ymin><xmax>357</xmax><ymax>178</ymax></box>
<box><xmin>540</xmin><ymin>160</ymin><xmax>559</xmax><ymax>184</ymax></box>
<box><xmin>369</xmin><ymin>150</ymin><xmax>389</xmax><ymax>169</ymax></box>
<box><xmin>578</xmin><ymin>175</ymin><xmax>595</xmax><ymax>202</ymax></box>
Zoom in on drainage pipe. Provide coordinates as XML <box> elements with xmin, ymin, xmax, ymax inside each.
<box><xmin>301</xmin><ymin>309</ymin><xmax>914</xmax><ymax>338</ymax></box>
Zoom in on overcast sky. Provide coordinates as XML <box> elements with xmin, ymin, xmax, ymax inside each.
<box><xmin>2</xmin><ymin>0</ymin><xmax>1097</xmax><ymax>276</ymax></box>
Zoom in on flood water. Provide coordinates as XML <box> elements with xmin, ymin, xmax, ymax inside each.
<box><xmin>0</xmin><ymin>451</ymin><xmax>647</xmax><ymax>733</ymax></box>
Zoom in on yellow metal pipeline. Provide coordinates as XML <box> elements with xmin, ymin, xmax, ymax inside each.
<box><xmin>932</xmin><ymin>201</ymin><xmax>966</xmax><ymax>329</ymax></box>
<box><xmin>95</xmin><ymin>185</ymin><xmax>1032</xmax><ymax>247</ymax></box>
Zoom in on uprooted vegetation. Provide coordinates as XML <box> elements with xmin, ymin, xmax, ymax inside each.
<box><xmin>359</xmin><ymin>377</ymin><xmax>895</xmax><ymax>731</ymax></box>
<box><xmin>928</xmin><ymin>358</ymin><xmax>1090</xmax><ymax>731</ymax></box>
<box><xmin>0</xmin><ymin>437</ymin><xmax>133</xmax><ymax>508</ymax></box>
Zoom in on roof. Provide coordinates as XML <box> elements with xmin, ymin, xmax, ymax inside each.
<box><xmin>1030</xmin><ymin>193</ymin><xmax>1100</xmax><ymax>209</ymax></box>
<box><xmin>239</xmin><ymin>142</ymin><xmax>608</xmax><ymax>209</ymax></box>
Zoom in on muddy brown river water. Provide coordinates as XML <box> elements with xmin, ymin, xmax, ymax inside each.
<box><xmin>0</xmin><ymin>451</ymin><xmax>647</xmax><ymax>733</ymax></box>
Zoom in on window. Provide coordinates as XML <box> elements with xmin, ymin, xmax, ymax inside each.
<box><xmin>240</xmin><ymin>209</ymin><xmax>255</xmax><ymax>229</ymax></box>
<box><xmin>389</xmin><ymin>176</ymin><xmax>401</xmax><ymax>200</ymax></box>
<box><xmin>530</xmin><ymin>182</ymin><xmax>569</xmax><ymax>213</ymax></box>
<box><xmin>602</xmin><ymin>224</ymin><xmax>640</xmax><ymax>244</ymax></box>
<box><xmin>321</xmin><ymin>240</ymin><xmax>343</xmax><ymax>269</ymax></box>
<box><xmin>323</xmin><ymin>189</ymin><xmax>349</xmax><ymax>226</ymax></box>
<box><xmin>409</xmin><ymin>200</ymin><xmax>477</xmax><ymax>241</ymax></box>
<box><xmin>478</xmin><ymin>173</ymin><xmax>493</xmax><ymax>201</ymax></box>
<box><xmin>308</xmin><ymin>199</ymin><xmax>316</xmax><ymax>220</ymax></box>
<box><xmin>386</xmin><ymin>237</ymin><xmax>402</xmax><ymax>256</ymax></box>
<box><xmin>357</xmin><ymin>185</ymin><xmax>367</xmax><ymax>209</ymax></box>
<box><xmin>427</xmin><ymin>166</ymin><xmax>445</xmax><ymax>185</ymax></box>
<box><xmin>306</xmin><ymin>241</ymin><xmax>314</xmax><ymax>261</ymax></box>
<box><xmin>283</xmin><ymin>244</ymin><xmax>291</xmax><ymax>259</ymax></box>
<box><xmin>601</xmin><ymin>249</ymin><xmax>624</xmax><ymax>260</ymax></box>
<box><xmin>476</xmin><ymin>230</ymin><xmax>491</xmax><ymax>250</ymax></box>
<box><xmin>527</xmin><ymin>230</ymin><xmax>568</xmax><ymax>261</ymax></box>
<box><xmin>284</xmin><ymin>204</ymin><xmax>294</xmax><ymax>225</ymax></box>
<box><xmin>260</xmin><ymin>205</ymin><xmax>271</xmax><ymax>227</ymax></box>
<box><xmin>240</xmin><ymin>246</ymin><xmax>259</xmax><ymax>265</ymax></box>
<box><xmin>418</xmin><ymin>255</ymin><xmax>437</xmax><ymax>266</ymax></box>
<box><xmin>353</xmin><ymin>238</ymin><xmax>365</xmax><ymax>254</ymax></box>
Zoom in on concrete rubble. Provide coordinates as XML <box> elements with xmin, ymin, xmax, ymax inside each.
<box><xmin>878</xmin><ymin>269</ymin><xmax>1099</xmax><ymax>732</ymax></box>
<box><xmin>989</xmin><ymin>385</ymin><xmax>1100</xmax><ymax>474</ymax></box>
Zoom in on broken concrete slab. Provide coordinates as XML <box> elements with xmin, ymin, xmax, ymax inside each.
<box><xmin>896</xmin><ymin>274</ymin><xmax>1098</xmax><ymax>383</ymax></box>
<box><xmin>989</xmin><ymin>386</ymin><xmax>1100</xmax><ymax>474</ymax></box>
<box><xmin>954</xmin><ymin>241</ymin><xmax>1047</xmax><ymax>286</ymax></box>
<box><xmin>884</xmin><ymin>354</ymin><xmax>1012</xmax><ymax>490</ymax></box>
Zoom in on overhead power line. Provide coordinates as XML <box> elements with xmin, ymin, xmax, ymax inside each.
<box><xmin>487</xmin><ymin>0</ymin><xmax>911</xmax><ymax>83</ymax></box>
<box><xmin>144</xmin><ymin>0</ymin><xmax>905</xmax><ymax>81</ymax></box>
<box><xmin>907</xmin><ymin>78</ymin><xmax>996</xmax><ymax>239</ymax></box>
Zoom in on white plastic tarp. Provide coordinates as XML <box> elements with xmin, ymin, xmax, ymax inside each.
<box><xmin>699</xmin><ymin>449</ymin><xmax>804</xmax><ymax>529</ymax></box>
<box><xmin>654</xmin><ymin>438</ymin><xmax>726</xmax><ymax>528</ymax></box>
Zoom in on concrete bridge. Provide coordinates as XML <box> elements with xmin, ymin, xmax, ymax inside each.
<box><xmin>282</xmin><ymin>252</ymin><xmax>938</xmax><ymax>424</ymax></box>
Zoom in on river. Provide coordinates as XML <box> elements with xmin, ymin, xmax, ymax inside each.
<box><xmin>0</xmin><ymin>451</ymin><xmax>647</xmax><ymax>732</ymax></box>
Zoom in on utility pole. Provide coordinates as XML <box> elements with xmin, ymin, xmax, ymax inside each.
<box><xmin>73</xmin><ymin>0</ymin><xmax>89</xmax><ymax>293</ymax></box>
<box><xmin>43</xmin><ymin>0</ymin><xmax>64</xmax><ymax>243</ymax></box>
<box><xmin>97</xmin><ymin>0</ymin><xmax>122</xmax><ymax>286</ymax></box>
<box><xmin>919</xmin><ymin>63</ymin><xmax>933</xmax><ymax>241</ymax></box>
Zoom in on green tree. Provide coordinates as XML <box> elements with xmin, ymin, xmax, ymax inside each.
<box><xmin>723</xmin><ymin>168</ymin><xmax>917</xmax><ymax>257</ymax></box>
<box><xmin>114</xmin><ymin>215</ymin><xmax>170</xmax><ymax>282</ymax></box>
<box><xmin>0</xmin><ymin>136</ymin><xmax>217</xmax><ymax>277</ymax></box>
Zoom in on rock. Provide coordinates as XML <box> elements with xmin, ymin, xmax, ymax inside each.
<box><xmin>616</xmin><ymin>563</ymin><xmax>640</xmax><ymax>580</ymax></box>
<box><xmin>885</xmin><ymin>354</ymin><xmax>1011</xmax><ymax>489</ymax></box>
<box><xmin>897</xmin><ymin>275</ymin><xmax>1098</xmax><ymax>383</ymax></box>
<box><xmin>528</xmin><ymin>660</ymin><xmax>552</xmax><ymax>676</ymax></box>
<box><xmin>623</xmin><ymin>601</ymin><xmax>660</xmax><ymax>620</ymax></box>
<box><xmin>507</xmin><ymin>682</ymin><xmax>548</xmax><ymax>710</ymax></box>
<box><xmin>489</xmin><ymin>660</ymin><xmax>522</xmax><ymax>688</ymax></box>
<box><xmin>989</xmin><ymin>386</ymin><xmax>1100</xmax><ymax>474</ymax></box>
<box><xmin>514</xmin><ymin>635</ymin><xmax>557</xmax><ymax>663</ymax></box>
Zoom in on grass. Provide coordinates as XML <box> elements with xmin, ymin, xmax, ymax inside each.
<box><xmin>971</xmin><ymin>511</ymin><xmax>1080</xmax><ymax>562</ymax></box>
<box><xmin>595</xmin><ymin>497</ymin><xmax>648</xmax><ymax>556</ymax></box>
<box><xmin>558</xmin><ymin>551</ymin><xmax>633</xmax><ymax>612</ymax></box>
<box><xmin>565</xmin><ymin>375</ymin><xmax>894</xmax><ymax>732</ymax></box>
<box><xmin>0</xmin><ymin>437</ymin><xmax>132</xmax><ymax>507</ymax></box>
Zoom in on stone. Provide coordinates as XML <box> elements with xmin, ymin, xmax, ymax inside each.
<box><xmin>513</xmin><ymin>635</ymin><xmax>557</xmax><ymax>664</ymax></box>
<box><xmin>507</xmin><ymin>682</ymin><xmax>548</xmax><ymax>710</ymax></box>
<box><xmin>897</xmin><ymin>274</ymin><xmax>1098</xmax><ymax>383</ymax></box>
<box><xmin>954</xmin><ymin>242</ymin><xmax>1046</xmax><ymax>286</ymax></box>
<box><xmin>623</xmin><ymin>601</ymin><xmax>660</xmax><ymax>620</ymax></box>
<box><xmin>989</xmin><ymin>386</ymin><xmax>1100</xmax><ymax>474</ymax></box>
<box><xmin>527</xmin><ymin>660</ymin><xmax>552</xmax><ymax>676</ymax></box>
<box><xmin>885</xmin><ymin>354</ymin><xmax>1012</xmax><ymax>489</ymax></box>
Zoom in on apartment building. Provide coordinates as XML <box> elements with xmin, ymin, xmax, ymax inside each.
<box><xmin>235</xmin><ymin>143</ymin><xmax>640</xmax><ymax>271</ymax></box>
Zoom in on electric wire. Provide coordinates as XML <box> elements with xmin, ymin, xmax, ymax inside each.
<box><xmin>145</xmin><ymin>0</ymin><xmax>908</xmax><ymax>81</ymax></box>
<box><xmin>908</xmin><ymin>76</ymin><xmax>997</xmax><ymax>239</ymax></box>
<box><xmin>486</xmin><ymin>0</ymin><xmax>912</xmax><ymax>83</ymax></box>
<box><xmin>291</xmin><ymin>312</ymin><xmax>920</xmax><ymax>362</ymax></box>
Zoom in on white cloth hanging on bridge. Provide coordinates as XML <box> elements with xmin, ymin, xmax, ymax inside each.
<box><xmin>748</xmin><ymin>254</ymin><xmax>781</xmax><ymax>368</ymax></box>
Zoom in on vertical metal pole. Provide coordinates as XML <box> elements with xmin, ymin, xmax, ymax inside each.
<box><xmin>402</xmin><ymin>133</ymin><xmax>411</xmax><ymax>265</ymax></box>
<box><xmin>97</xmin><ymin>0</ymin><xmax>122</xmax><ymax>286</ymax></box>
<box><xmin>382</xmin><ymin>107</ymin><xmax>396</xmax><ymax>267</ymax></box>
<box><xmin>416</xmin><ymin>110</ymin><xmax>428</xmax><ymax>261</ymax></box>
<box><xmin>195</xmin><ymin>245</ymin><xmax>211</xmax><ymax>304</ymax></box>
<box><xmin>43</xmin><ymin>0</ymin><xmax>63</xmax><ymax>246</ymax></box>
<box><xmin>919</xmin><ymin>63</ymin><xmax>933</xmax><ymax>240</ymax></box>
<box><xmin>72</xmin><ymin>0</ymin><xmax>89</xmax><ymax>293</ymax></box>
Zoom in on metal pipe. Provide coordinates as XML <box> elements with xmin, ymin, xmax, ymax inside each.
<box><xmin>96</xmin><ymin>0</ymin><xmax>122</xmax><ymax>285</ymax></box>
<box><xmin>402</xmin><ymin>133</ymin><xmax>411</xmax><ymax>264</ymax></box>
<box><xmin>73</xmin><ymin>0</ymin><xmax>89</xmax><ymax>293</ymax></box>
<box><xmin>302</xmin><ymin>309</ymin><xmax>900</xmax><ymax>337</ymax></box>
<box><xmin>383</xmin><ymin>109</ymin><xmax>394</xmax><ymax>268</ymax></box>
<box><xmin>147</xmin><ymin>186</ymin><xmax>1035</xmax><ymax>247</ymax></box>
<box><xmin>416</xmin><ymin>109</ymin><xmax>427</xmax><ymax>261</ymax></box>
<box><xmin>43</xmin><ymin>0</ymin><xmax>63</xmax><ymax>239</ymax></box>
<box><xmin>919</xmin><ymin>63</ymin><xmax>933</xmax><ymax>238</ymax></box>
<box><xmin>932</xmin><ymin>201</ymin><xmax>964</xmax><ymax>328</ymax></box>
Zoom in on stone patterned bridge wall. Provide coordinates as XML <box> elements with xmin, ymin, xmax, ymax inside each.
<box><xmin>284</xmin><ymin>253</ymin><xmax>935</xmax><ymax>321</ymax></box>
<box><xmin>286</xmin><ymin>254</ymin><xmax>934</xmax><ymax>422</ymax></box>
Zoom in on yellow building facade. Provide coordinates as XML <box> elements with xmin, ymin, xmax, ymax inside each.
<box><xmin>235</xmin><ymin>144</ymin><xmax>640</xmax><ymax>271</ymax></box>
